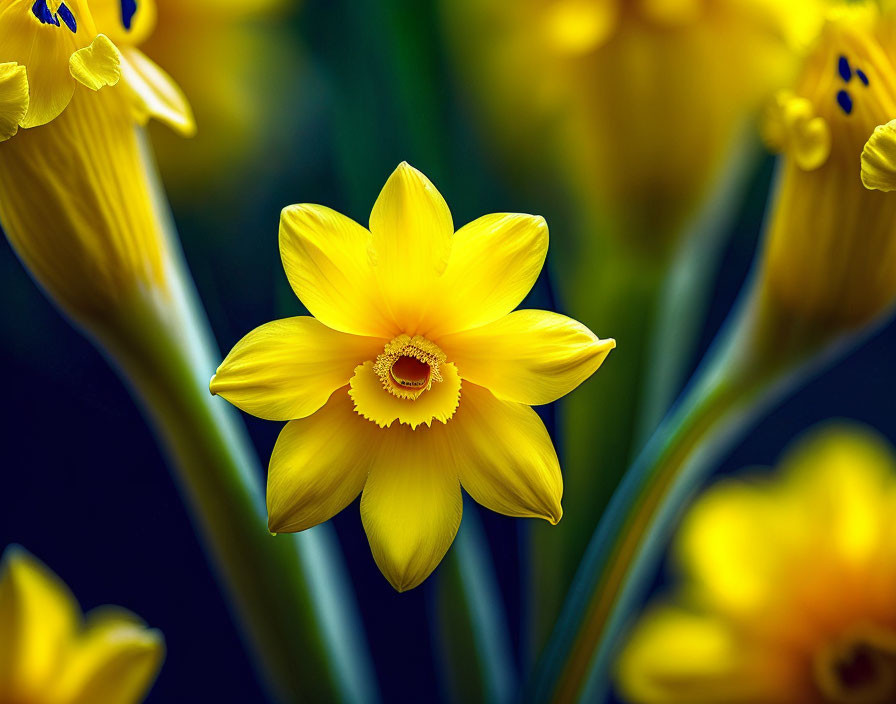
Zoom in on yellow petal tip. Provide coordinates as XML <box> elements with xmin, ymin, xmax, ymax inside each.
<box><xmin>70</xmin><ymin>35</ymin><xmax>122</xmax><ymax>92</ymax></box>
<box><xmin>861</xmin><ymin>119</ymin><xmax>896</xmax><ymax>192</ymax></box>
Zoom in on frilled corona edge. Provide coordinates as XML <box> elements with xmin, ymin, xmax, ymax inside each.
<box><xmin>211</xmin><ymin>162</ymin><xmax>615</xmax><ymax>591</ymax></box>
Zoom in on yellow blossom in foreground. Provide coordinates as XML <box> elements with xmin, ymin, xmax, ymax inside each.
<box><xmin>211</xmin><ymin>162</ymin><xmax>615</xmax><ymax>591</ymax></box>
<box><xmin>0</xmin><ymin>546</ymin><xmax>163</xmax><ymax>704</ymax></box>
<box><xmin>759</xmin><ymin>4</ymin><xmax>896</xmax><ymax>330</ymax></box>
<box><xmin>617</xmin><ymin>425</ymin><xmax>896</xmax><ymax>704</ymax></box>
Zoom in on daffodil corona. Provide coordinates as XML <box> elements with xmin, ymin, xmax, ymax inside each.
<box><xmin>0</xmin><ymin>546</ymin><xmax>163</xmax><ymax>704</ymax></box>
<box><xmin>211</xmin><ymin>163</ymin><xmax>615</xmax><ymax>591</ymax></box>
<box><xmin>617</xmin><ymin>426</ymin><xmax>896</xmax><ymax>704</ymax></box>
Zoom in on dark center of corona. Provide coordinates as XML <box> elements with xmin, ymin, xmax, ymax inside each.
<box><xmin>31</xmin><ymin>0</ymin><xmax>77</xmax><ymax>32</ymax></box>
<box><xmin>836</xmin><ymin>54</ymin><xmax>870</xmax><ymax>117</ymax></box>
<box><xmin>822</xmin><ymin>635</ymin><xmax>896</xmax><ymax>704</ymax></box>
<box><xmin>390</xmin><ymin>356</ymin><xmax>431</xmax><ymax>390</ymax></box>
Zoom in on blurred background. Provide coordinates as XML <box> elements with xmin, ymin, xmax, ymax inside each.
<box><xmin>2</xmin><ymin>0</ymin><xmax>894</xmax><ymax>702</ymax></box>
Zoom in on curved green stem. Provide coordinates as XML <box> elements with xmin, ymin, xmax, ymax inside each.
<box><xmin>526</xmin><ymin>297</ymin><xmax>825</xmax><ymax>704</ymax></box>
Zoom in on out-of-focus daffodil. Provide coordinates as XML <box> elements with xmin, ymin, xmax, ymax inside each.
<box><xmin>0</xmin><ymin>545</ymin><xmax>163</xmax><ymax>704</ymax></box>
<box><xmin>760</xmin><ymin>3</ymin><xmax>896</xmax><ymax>331</ymax></box>
<box><xmin>617</xmin><ymin>425</ymin><xmax>896</xmax><ymax>704</ymax></box>
<box><xmin>210</xmin><ymin>162</ymin><xmax>615</xmax><ymax>591</ymax></box>
<box><xmin>442</xmin><ymin>0</ymin><xmax>825</xmax><ymax>248</ymax></box>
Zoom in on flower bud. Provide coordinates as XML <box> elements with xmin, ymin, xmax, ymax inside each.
<box><xmin>759</xmin><ymin>5</ymin><xmax>896</xmax><ymax>332</ymax></box>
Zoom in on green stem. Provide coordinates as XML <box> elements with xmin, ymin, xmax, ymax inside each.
<box><xmin>92</xmin><ymin>141</ymin><xmax>379</xmax><ymax>703</ymax></box>
<box><xmin>525</xmin><ymin>296</ymin><xmax>823</xmax><ymax>704</ymax></box>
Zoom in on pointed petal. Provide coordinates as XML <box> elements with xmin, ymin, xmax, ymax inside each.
<box><xmin>119</xmin><ymin>47</ymin><xmax>195</xmax><ymax>136</ymax></box>
<box><xmin>210</xmin><ymin>317</ymin><xmax>385</xmax><ymax>421</ymax></box>
<box><xmin>69</xmin><ymin>34</ymin><xmax>121</xmax><ymax>91</ymax></box>
<box><xmin>424</xmin><ymin>213</ymin><xmax>548</xmax><ymax>337</ymax></box>
<box><xmin>280</xmin><ymin>204</ymin><xmax>395</xmax><ymax>338</ymax></box>
<box><xmin>267</xmin><ymin>390</ymin><xmax>379</xmax><ymax>533</ymax></box>
<box><xmin>0</xmin><ymin>547</ymin><xmax>79</xmax><ymax>697</ymax></box>
<box><xmin>368</xmin><ymin>162</ymin><xmax>453</xmax><ymax>330</ymax></box>
<box><xmin>448</xmin><ymin>383</ymin><xmax>562</xmax><ymax>524</ymax></box>
<box><xmin>440</xmin><ymin>310</ymin><xmax>614</xmax><ymax>405</ymax></box>
<box><xmin>361</xmin><ymin>424</ymin><xmax>463</xmax><ymax>591</ymax></box>
<box><xmin>0</xmin><ymin>63</ymin><xmax>29</xmax><ymax>142</ymax></box>
<box><xmin>52</xmin><ymin>607</ymin><xmax>164</xmax><ymax>704</ymax></box>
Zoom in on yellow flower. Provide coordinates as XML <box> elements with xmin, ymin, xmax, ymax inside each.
<box><xmin>441</xmin><ymin>0</ymin><xmax>825</xmax><ymax>247</ymax></box>
<box><xmin>0</xmin><ymin>545</ymin><xmax>163</xmax><ymax>704</ymax></box>
<box><xmin>0</xmin><ymin>0</ymin><xmax>193</xmax><ymax>142</ymax></box>
<box><xmin>210</xmin><ymin>162</ymin><xmax>615</xmax><ymax>591</ymax></box>
<box><xmin>759</xmin><ymin>3</ymin><xmax>896</xmax><ymax>331</ymax></box>
<box><xmin>616</xmin><ymin>425</ymin><xmax>896</xmax><ymax>704</ymax></box>
<box><xmin>0</xmin><ymin>0</ymin><xmax>194</xmax><ymax>327</ymax></box>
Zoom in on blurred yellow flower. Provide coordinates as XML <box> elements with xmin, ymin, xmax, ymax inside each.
<box><xmin>0</xmin><ymin>546</ymin><xmax>163</xmax><ymax>704</ymax></box>
<box><xmin>442</xmin><ymin>0</ymin><xmax>826</xmax><ymax>247</ymax></box>
<box><xmin>616</xmin><ymin>425</ymin><xmax>896</xmax><ymax>704</ymax></box>
<box><xmin>211</xmin><ymin>162</ymin><xmax>615</xmax><ymax>591</ymax></box>
<box><xmin>759</xmin><ymin>3</ymin><xmax>896</xmax><ymax>331</ymax></box>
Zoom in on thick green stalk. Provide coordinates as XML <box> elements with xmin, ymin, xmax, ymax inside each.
<box><xmin>525</xmin><ymin>297</ymin><xmax>832</xmax><ymax>704</ymax></box>
<box><xmin>89</xmin><ymin>141</ymin><xmax>379</xmax><ymax>704</ymax></box>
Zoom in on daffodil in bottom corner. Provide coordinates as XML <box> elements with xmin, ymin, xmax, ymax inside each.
<box><xmin>210</xmin><ymin>162</ymin><xmax>615</xmax><ymax>591</ymax></box>
<box><xmin>616</xmin><ymin>425</ymin><xmax>896</xmax><ymax>704</ymax></box>
<box><xmin>0</xmin><ymin>545</ymin><xmax>163</xmax><ymax>704</ymax></box>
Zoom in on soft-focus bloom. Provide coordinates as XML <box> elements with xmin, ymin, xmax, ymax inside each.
<box><xmin>759</xmin><ymin>3</ymin><xmax>896</xmax><ymax>331</ymax></box>
<box><xmin>211</xmin><ymin>162</ymin><xmax>615</xmax><ymax>591</ymax></box>
<box><xmin>442</xmin><ymin>0</ymin><xmax>825</xmax><ymax>247</ymax></box>
<box><xmin>0</xmin><ymin>545</ymin><xmax>163</xmax><ymax>704</ymax></box>
<box><xmin>0</xmin><ymin>0</ymin><xmax>194</xmax><ymax>327</ymax></box>
<box><xmin>616</xmin><ymin>425</ymin><xmax>896</xmax><ymax>704</ymax></box>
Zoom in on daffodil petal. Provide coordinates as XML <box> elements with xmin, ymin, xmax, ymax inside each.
<box><xmin>0</xmin><ymin>0</ymin><xmax>83</xmax><ymax>128</ymax></box>
<box><xmin>447</xmin><ymin>383</ymin><xmax>562</xmax><ymax>524</ymax></box>
<box><xmin>368</xmin><ymin>162</ymin><xmax>453</xmax><ymax>331</ymax></box>
<box><xmin>69</xmin><ymin>34</ymin><xmax>121</xmax><ymax>91</ymax></box>
<box><xmin>89</xmin><ymin>0</ymin><xmax>157</xmax><ymax>45</ymax></box>
<box><xmin>280</xmin><ymin>204</ymin><xmax>394</xmax><ymax>337</ymax></box>
<box><xmin>119</xmin><ymin>46</ymin><xmax>195</xmax><ymax>136</ymax></box>
<box><xmin>267</xmin><ymin>390</ymin><xmax>378</xmax><ymax>533</ymax></box>
<box><xmin>440</xmin><ymin>310</ymin><xmax>615</xmax><ymax>405</ymax></box>
<box><xmin>616</xmin><ymin>606</ymin><xmax>757</xmax><ymax>704</ymax></box>
<box><xmin>52</xmin><ymin>607</ymin><xmax>164</xmax><ymax>704</ymax></box>
<box><xmin>0</xmin><ymin>547</ymin><xmax>79</xmax><ymax>696</ymax></box>
<box><xmin>0</xmin><ymin>63</ymin><xmax>29</xmax><ymax>142</ymax></box>
<box><xmin>210</xmin><ymin>317</ymin><xmax>385</xmax><ymax>421</ymax></box>
<box><xmin>425</xmin><ymin>213</ymin><xmax>548</xmax><ymax>336</ymax></box>
<box><xmin>361</xmin><ymin>425</ymin><xmax>463</xmax><ymax>591</ymax></box>
<box><xmin>862</xmin><ymin>119</ymin><xmax>896</xmax><ymax>191</ymax></box>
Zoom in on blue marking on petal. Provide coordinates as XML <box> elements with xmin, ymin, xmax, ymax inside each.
<box><xmin>31</xmin><ymin>0</ymin><xmax>60</xmax><ymax>25</ymax></box>
<box><xmin>856</xmin><ymin>68</ymin><xmax>870</xmax><ymax>86</ymax></box>
<box><xmin>838</xmin><ymin>55</ymin><xmax>852</xmax><ymax>82</ymax></box>
<box><xmin>120</xmin><ymin>0</ymin><xmax>138</xmax><ymax>30</ymax></box>
<box><xmin>57</xmin><ymin>3</ymin><xmax>76</xmax><ymax>32</ymax></box>
<box><xmin>837</xmin><ymin>90</ymin><xmax>853</xmax><ymax>115</ymax></box>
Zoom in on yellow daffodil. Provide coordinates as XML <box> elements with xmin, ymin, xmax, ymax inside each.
<box><xmin>0</xmin><ymin>0</ymin><xmax>194</xmax><ymax>327</ymax></box>
<box><xmin>0</xmin><ymin>545</ymin><xmax>163</xmax><ymax>704</ymax></box>
<box><xmin>760</xmin><ymin>3</ymin><xmax>896</xmax><ymax>331</ymax></box>
<box><xmin>616</xmin><ymin>425</ymin><xmax>896</xmax><ymax>704</ymax></box>
<box><xmin>442</xmin><ymin>0</ymin><xmax>826</xmax><ymax>247</ymax></box>
<box><xmin>210</xmin><ymin>162</ymin><xmax>615</xmax><ymax>591</ymax></box>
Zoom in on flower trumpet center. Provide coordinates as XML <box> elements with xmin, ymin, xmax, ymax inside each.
<box><xmin>351</xmin><ymin>335</ymin><xmax>461</xmax><ymax>429</ymax></box>
<box><xmin>31</xmin><ymin>0</ymin><xmax>78</xmax><ymax>32</ymax></box>
<box><xmin>372</xmin><ymin>334</ymin><xmax>446</xmax><ymax>400</ymax></box>
<box><xmin>815</xmin><ymin>627</ymin><xmax>896</xmax><ymax>704</ymax></box>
